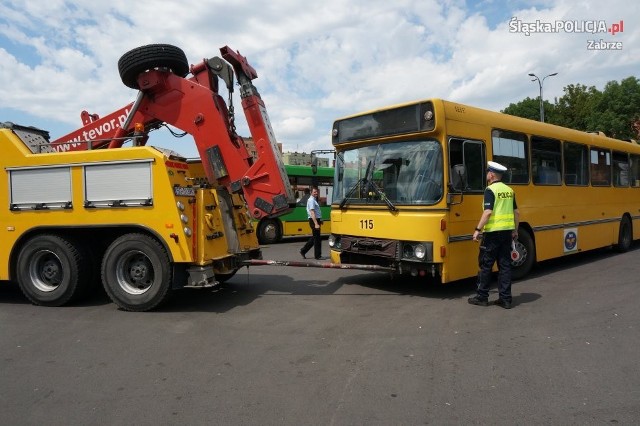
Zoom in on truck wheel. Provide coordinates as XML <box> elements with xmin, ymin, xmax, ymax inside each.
<box><xmin>101</xmin><ymin>233</ymin><xmax>172</xmax><ymax>311</ymax></box>
<box><xmin>16</xmin><ymin>234</ymin><xmax>90</xmax><ymax>306</ymax></box>
<box><xmin>257</xmin><ymin>219</ymin><xmax>282</xmax><ymax>244</ymax></box>
<box><xmin>118</xmin><ymin>44</ymin><xmax>189</xmax><ymax>89</ymax></box>
<box><xmin>615</xmin><ymin>216</ymin><xmax>632</xmax><ymax>253</ymax></box>
<box><xmin>511</xmin><ymin>229</ymin><xmax>536</xmax><ymax>280</ymax></box>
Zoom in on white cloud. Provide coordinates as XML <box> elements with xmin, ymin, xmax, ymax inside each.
<box><xmin>0</xmin><ymin>0</ymin><xmax>637</xmax><ymax>158</ymax></box>
<box><xmin>278</xmin><ymin>116</ymin><xmax>315</xmax><ymax>138</ymax></box>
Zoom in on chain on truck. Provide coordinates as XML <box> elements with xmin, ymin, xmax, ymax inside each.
<box><xmin>0</xmin><ymin>44</ymin><xmax>296</xmax><ymax>311</ymax></box>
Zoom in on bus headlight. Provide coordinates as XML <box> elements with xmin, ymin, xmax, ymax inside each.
<box><xmin>184</xmin><ymin>227</ymin><xmax>192</xmax><ymax>237</ymax></box>
<box><xmin>180</xmin><ymin>214</ymin><xmax>189</xmax><ymax>223</ymax></box>
<box><xmin>401</xmin><ymin>241</ymin><xmax>433</xmax><ymax>261</ymax></box>
<box><xmin>176</xmin><ymin>201</ymin><xmax>185</xmax><ymax>211</ymax></box>
<box><xmin>328</xmin><ymin>235</ymin><xmax>341</xmax><ymax>249</ymax></box>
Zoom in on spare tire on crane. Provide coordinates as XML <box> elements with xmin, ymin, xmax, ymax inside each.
<box><xmin>118</xmin><ymin>44</ymin><xmax>190</xmax><ymax>89</ymax></box>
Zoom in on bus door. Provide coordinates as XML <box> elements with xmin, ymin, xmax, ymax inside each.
<box><xmin>445</xmin><ymin>138</ymin><xmax>486</xmax><ymax>281</ymax></box>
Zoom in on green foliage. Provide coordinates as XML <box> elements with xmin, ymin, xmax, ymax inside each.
<box><xmin>502</xmin><ymin>97</ymin><xmax>542</xmax><ymax>121</ymax></box>
<box><xmin>592</xmin><ymin>77</ymin><xmax>640</xmax><ymax>139</ymax></box>
<box><xmin>553</xmin><ymin>83</ymin><xmax>601</xmax><ymax>131</ymax></box>
<box><xmin>502</xmin><ymin>76</ymin><xmax>640</xmax><ymax>141</ymax></box>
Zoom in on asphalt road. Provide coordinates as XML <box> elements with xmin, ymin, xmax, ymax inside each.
<box><xmin>1</xmin><ymin>238</ymin><xmax>639</xmax><ymax>425</ymax></box>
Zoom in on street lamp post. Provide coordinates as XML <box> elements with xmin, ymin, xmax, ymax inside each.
<box><xmin>528</xmin><ymin>72</ymin><xmax>558</xmax><ymax>122</ymax></box>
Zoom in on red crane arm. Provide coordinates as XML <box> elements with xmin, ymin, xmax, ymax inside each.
<box><xmin>50</xmin><ymin>46</ymin><xmax>294</xmax><ymax>218</ymax></box>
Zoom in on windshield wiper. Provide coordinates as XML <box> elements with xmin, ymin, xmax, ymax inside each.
<box><xmin>338</xmin><ymin>160</ymin><xmax>397</xmax><ymax>212</ymax></box>
<box><xmin>365</xmin><ymin>179</ymin><xmax>397</xmax><ymax>212</ymax></box>
<box><xmin>339</xmin><ymin>160</ymin><xmax>372</xmax><ymax>209</ymax></box>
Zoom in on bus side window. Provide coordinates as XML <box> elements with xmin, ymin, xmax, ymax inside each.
<box><xmin>564</xmin><ymin>141</ymin><xmax>589</xmax><ymax>186</ymax></box>
<box><xmin>463</xmin><ymin>141</ymin><xmax>485</xmax><ymax>191</ymax></box>
<box><xmin>613</xmin><ymin>151</ymin><xmax>629</xmax><ymax>187</ymax></box>
<box><xmin>492</xmin><ymin>129</ymin><xmax>529</xmax><ymax>185</ymax></box>
<box><xmin>448</xmin><ymin>137</ymin><xmax>485</xmax><ymax>192</ymax></box>
<box><xmin>590</xmin><ymin>148</ymin><xmax>611</xmax><ymax>186</ymax></box>
<box><xmin>449</xmin><ymin>138</ymin><xmax>486</xmax><ymax>191</ymax></box>
<box><xmin>297</xmin><ymin>188</ymin><xmax>311</xmax><ymax>206</ymax></box>
<box><xmin>536</xmin><ymin>166</ymin><xmax>561</xmax><ymax>184</ymax></box>
<box><xmin>630</xmin><ymin>154</ymin><xmax>640</xmax><ymax>187</ymax></box>
<box><xmin>531</xmin><ymin>136</ymin><xmax>561</xmax><ymax>185</ymax></box>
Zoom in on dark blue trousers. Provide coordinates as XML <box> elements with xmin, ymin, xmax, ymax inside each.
<box><xmin>301</xmin><ymin>219</ymin><xmax>322</xmax><ymax>259</ymax></box>
<box><xmin>475</xmin><ymin>230</ymin><xmax>513</xmax><ymax>302</ymax></box>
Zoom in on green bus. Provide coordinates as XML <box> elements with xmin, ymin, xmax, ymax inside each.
<box><xmin>255</xmin><ymin>164</ymin><xmax>334</xmax><ymax>244</ymax></box>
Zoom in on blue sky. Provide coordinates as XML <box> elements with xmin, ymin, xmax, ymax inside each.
<box><xmin>0</xmin><ymin>0</ymin><xmax>637</xmax><ymax>158</ymax></box>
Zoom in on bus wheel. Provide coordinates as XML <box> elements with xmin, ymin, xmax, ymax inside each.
<box><xmin>101</xmin><ymin>233</ymin><xmax>172</xmax><ymax>312</ymax></box>
<box><xmin>257</xmin><ymin>219</ymin><xmax>281</xmax><ymax>244</ymax></box>
<box><xmin>16</xmin><ymin>234</ymin><xmax>90</xmax><ymax>307</ymax></box>
<box><xmin>511</xmin><ymin>229</ymin><xmax>536</xmax><ymax>280</ymax></box>
<box><xmin>615</xmin><ymin>216</ymin><xmax>632</xmax><ymax>253</ymax></box>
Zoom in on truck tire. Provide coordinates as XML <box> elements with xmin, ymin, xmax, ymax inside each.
<box><xmin>257</xmin><ymin>218</ymin><xmax>282</xmax><ymax>244</ymax></box>
<box><xmin>118</xmin><ymin>44</ymin><xmax>189</xmax><ymax>89</ymax></box>
<box><xmin>16</xmin><ymin>234</ymin><xmax>90</xmax><ymax>307</ymax></box>
<box><xmin>101</xmin><ymin>233</ymin><xmax>172</xmax><ymax>311</ymax></box>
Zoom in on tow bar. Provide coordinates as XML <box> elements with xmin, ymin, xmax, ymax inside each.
<box><xmin>242</xmin><ymin>259</ymin><xmax>396</xmax><ymax>272</ymax></box>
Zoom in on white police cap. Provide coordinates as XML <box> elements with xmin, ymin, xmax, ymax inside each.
<box><xmin>487</xmin><ymin>161</ymin><xmax>507</xmax><ymax>173</ymax></box>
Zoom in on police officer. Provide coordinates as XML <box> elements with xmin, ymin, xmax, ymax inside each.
<box><xmin>468</xmin><ymin>161</ymin><xmax>520</xmax><ymax>309</ymax></box>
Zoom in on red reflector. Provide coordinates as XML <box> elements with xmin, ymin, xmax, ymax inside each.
<box><xmin>440</xmin><ymin>246</ymin><xmax>446</xmax><ymax>257</ymax></box>
<box><xmin>440</xmin><ymin>219</ymin><xmax>446</xmax><ymax>231</ymax></box>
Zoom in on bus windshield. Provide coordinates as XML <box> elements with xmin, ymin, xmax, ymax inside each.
<box><xmin>334</xmin><ymin>139</ymin><xmax>443</xmax><ymax>207</ymax></box>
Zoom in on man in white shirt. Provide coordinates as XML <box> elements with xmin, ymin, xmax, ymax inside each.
<box><xmin>299</xmin><ymin>187</ymin><xmax>323</xmax><ymax>260</ymax></box>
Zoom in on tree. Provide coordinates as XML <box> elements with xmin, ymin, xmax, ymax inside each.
<box><xmin>553</xmin><ymin>84</ymin><xmax>601</xmax><ymax>131</ymax></box>
<box><xmin>501</xmin><ymin>76</ymin><xmax>640</xmax><ymax>140</ymax></box>
<box><xmin>632</xmin><ymin>116</ymin><xmax>640</xmax><ymax>140</ymax></box>
<box><xmin>591</xmin><ymin>77</ymin><xmax>640</xmax><ymax>140</ymax></box>
<box><xmin>501</xmin><ymin>97</ymin><xmax>554</xmax><ymax>121</ymax></box>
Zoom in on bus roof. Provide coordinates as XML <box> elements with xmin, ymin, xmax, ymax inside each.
<box><xmin>439</xmin><ymin>99</ymin><xmax>640</xmax><ymax>151</ymax></box>
<box><xmin>333</xmin><ymin>98</ymin><xmax>640</xmax><ymax>152</ymax></box>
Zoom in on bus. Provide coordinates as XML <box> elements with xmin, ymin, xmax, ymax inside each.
<box><xmin>255</xmin><ymin>164</ymin><xmax>334</xmax><ymax>244</ymax></box>
<box><xmin>328</xmin><ymin>98</ymin><xmax>640</xmax><ymax>282</ymax></box>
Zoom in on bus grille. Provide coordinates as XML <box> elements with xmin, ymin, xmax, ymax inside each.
<box><xmin>340</xmin><ymin>236</ymin><xmax>397</xmax><ymax>258</ymax></box>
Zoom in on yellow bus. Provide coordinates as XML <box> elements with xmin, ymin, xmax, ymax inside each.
<box><xmin>328</xmin><ymin>98</ymin><xmax>640</xmax><ymax>282</ymax></box>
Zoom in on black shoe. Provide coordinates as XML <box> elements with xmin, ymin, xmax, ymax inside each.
<box><xmin>468</xmin><ymin>296</ymin><xmax>489</xmax><ymax>306</ymax></box>
<box><xmin>300</xmin><ymin>250</ymin><xmax>306</xmax><ymax>259</ymax></box>
<box><xmin>494</xmin><ymin>298</ymin><xmax>512</xmax><ymax>309</ymax></box>
<box><xmin>315</xmin><ymin>256</ymin><xmax>326</xmax><ymax>260</ymax></box>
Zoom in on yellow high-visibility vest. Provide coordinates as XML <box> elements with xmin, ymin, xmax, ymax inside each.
<box><xmin>483</xmin><ymin>182</ymin><xmax>515</xmax><ymax>232</ymax></box>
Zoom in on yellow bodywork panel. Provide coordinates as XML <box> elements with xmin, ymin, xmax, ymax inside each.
<box><xmin>0</xmin><ymin>127</ymin><xmax>259</xmax><ymax>280</ymax></box>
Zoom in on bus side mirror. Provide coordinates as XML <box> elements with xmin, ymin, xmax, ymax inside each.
<box><xmin>451</xmin><ymin>164</ymin><xmax>466</xmax><ymax>191</ymax></box>
<box><xmin>311</xmin><ymin>156</ymin><xmax>318</xmax><ymax>174</ymax></box>
<box><xmin>447</xmin><ymin>192</ymin><xmax>463</xmax><ymax>205</ymax></box>
<box><xmin>447</xmin><ymin>164</ymin><xmax>465</xmax><ymax>205</ymax></box>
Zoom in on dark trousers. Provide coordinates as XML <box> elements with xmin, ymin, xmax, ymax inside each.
<box><xmin>475</xmin><ymin>230</ymin><xmax>513</xmax><ymax>301</ymax></box>
<box><xmin>301</xmin><ymin>219</ymin><xmax>322</xmax><ymax>259</ymax></box>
